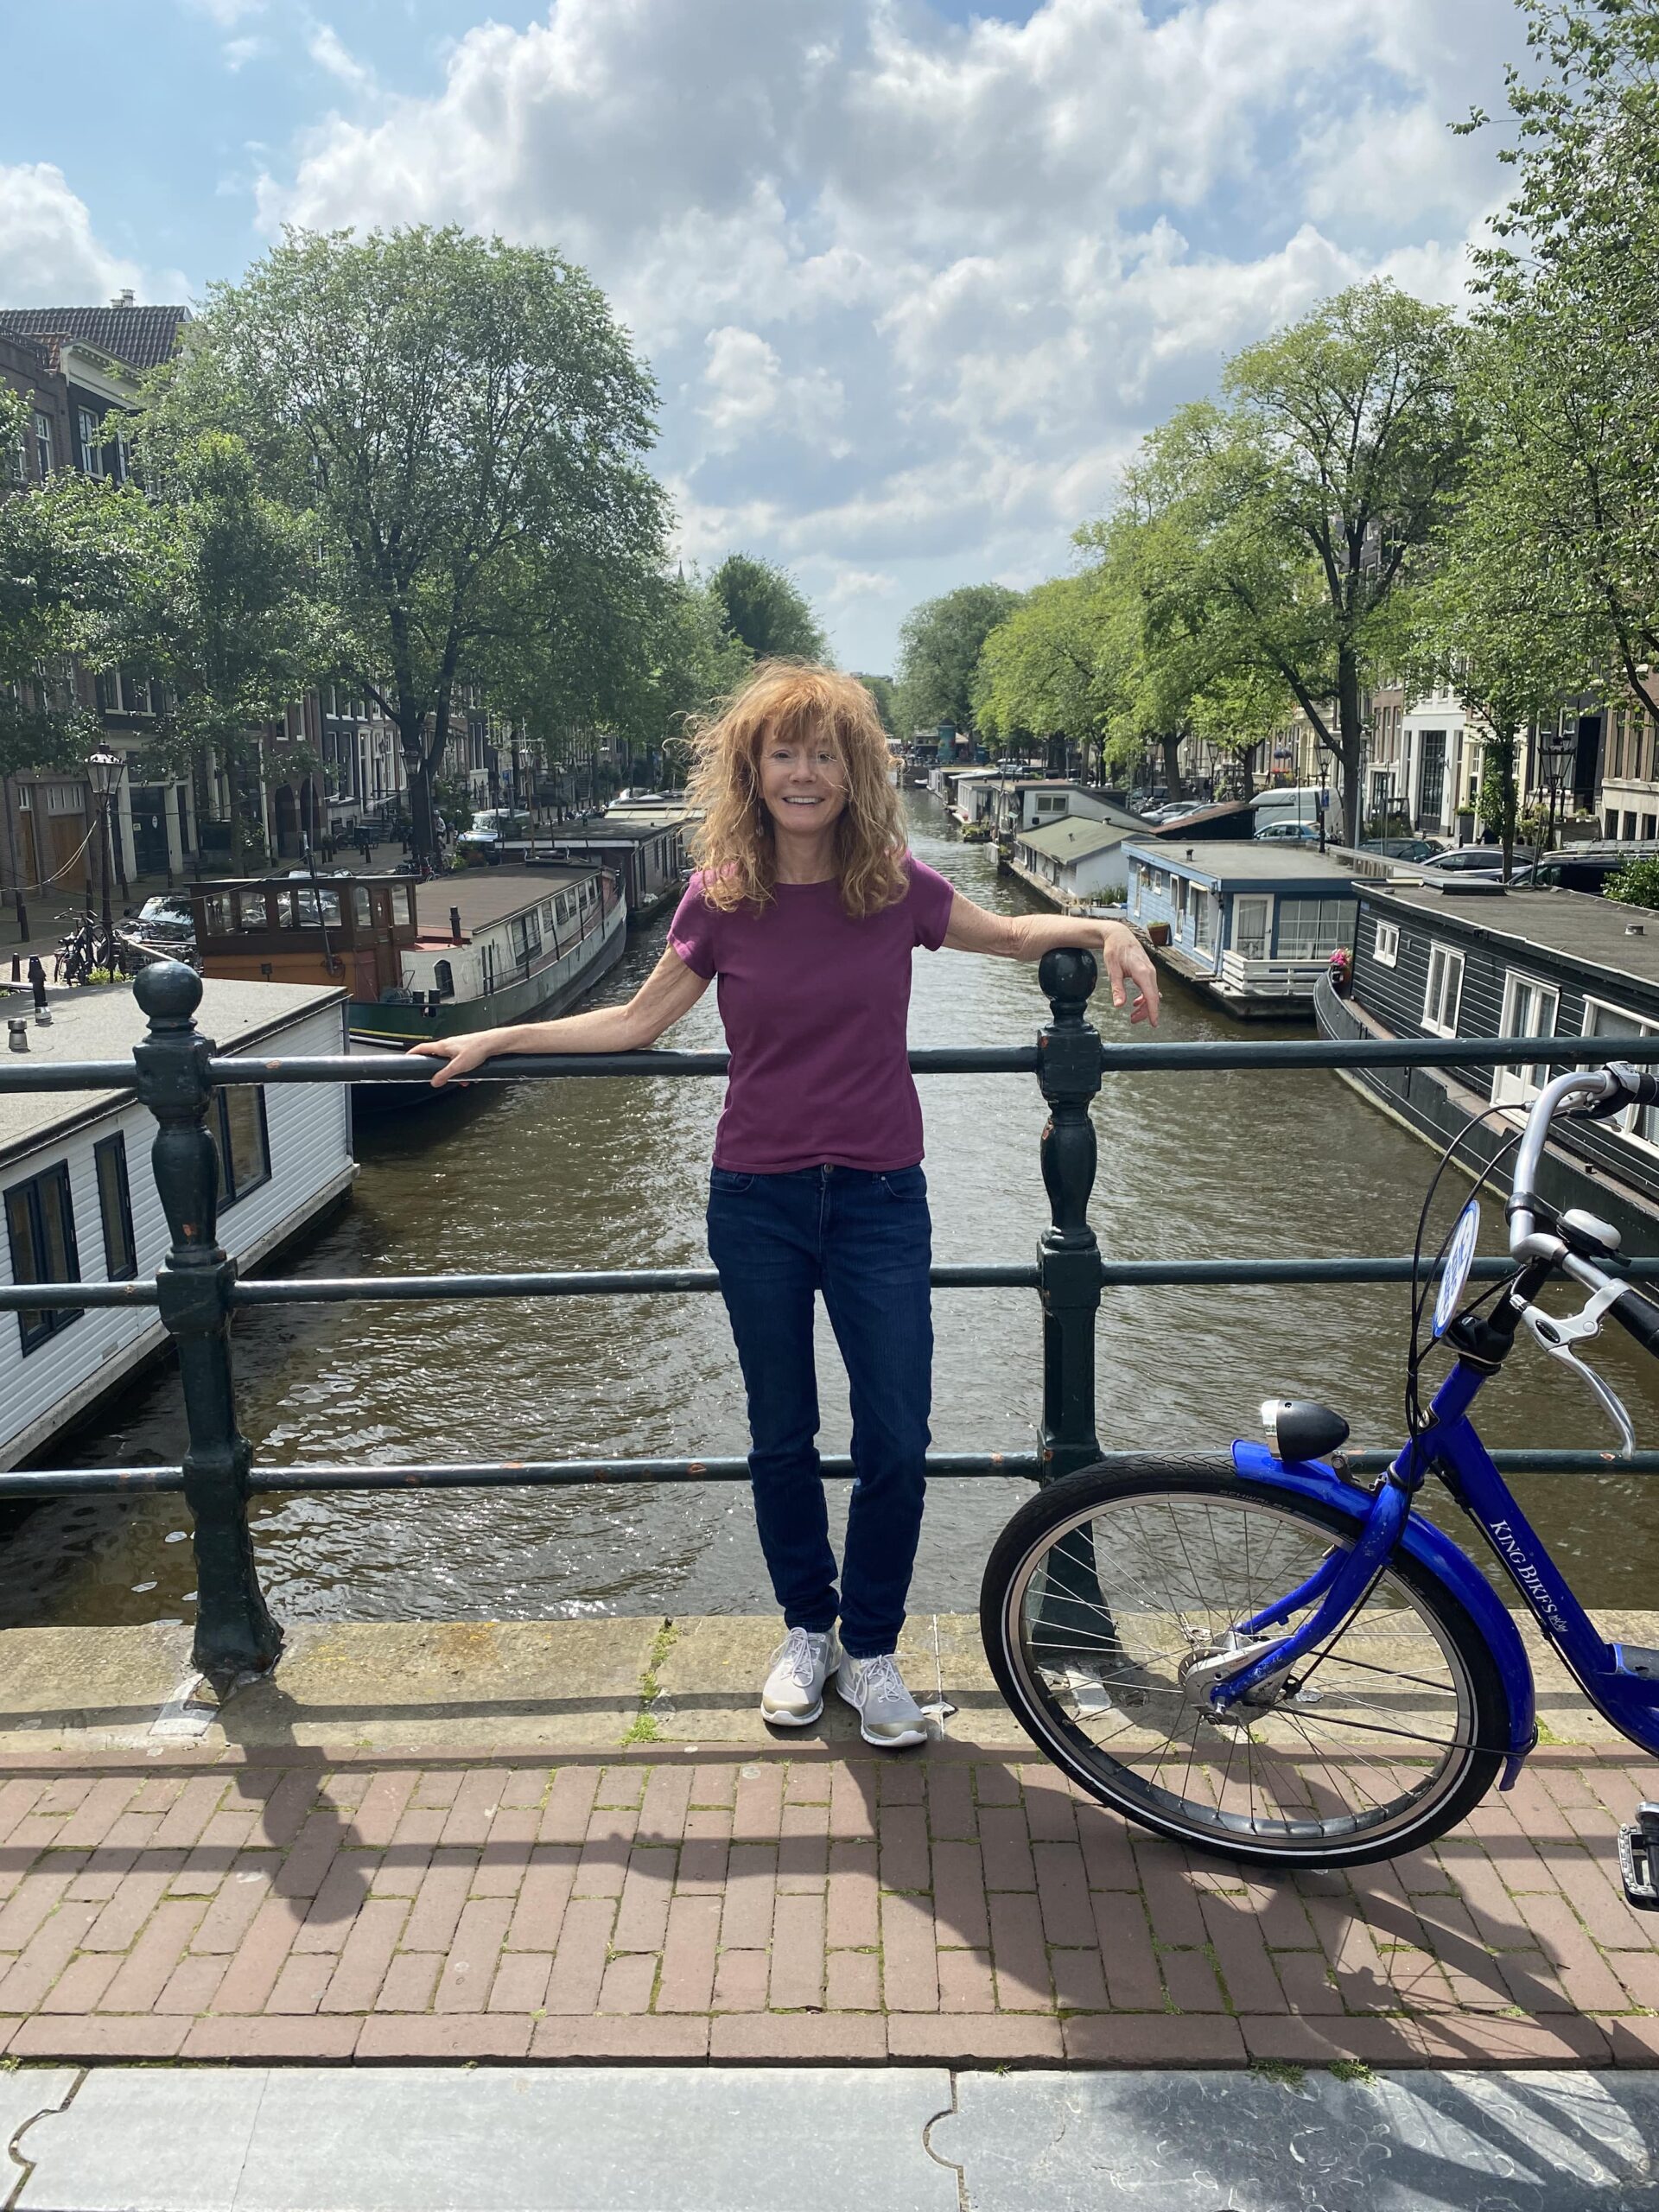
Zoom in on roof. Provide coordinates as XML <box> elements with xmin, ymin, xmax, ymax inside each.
<box><xmin>415</xmin><ymin>867</ymin><xmax>590</xmax><ymax>938</ymax></box>
<box><xmin>0</xmin><ymin>976</ymin><xmax>344</xmax><ymax>1167</ymax></box>
<box><xmin>1125</xmin><ymin>838</ymin><xmax>1363</xmax><ymax>887</ymax></box>
<box><xmin>550</xmin><ymin>821</ymin><xmax>675</xmax><ymax>846</ymax></box>
<box><xmin>1014</xmin><ymin>819</ymin><xmax>1132</xmax><ymax>861</ymax></box>
<box><xmin>1367</xmin><ymin>881</ymin><xmax>1659</xmax><ymax>995</ymax></box>
<box><xmin>0</xmin><ymin>306</ymin><xmax>188</xmax><ymax>373</ymax></box>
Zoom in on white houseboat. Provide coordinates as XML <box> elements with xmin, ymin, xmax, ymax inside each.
<box><xmin>1007</xmin><ymin>819</ymin><xmax>1134</xmax><ymax>909</ymax></box>
<box><xmin>0</xmin><ymin>976</ymin><xmax>355</xmax><ymax>1471</ymax></box>
<box><xmin>1124</xmin><ymin>840</ymin><xmax>1362</xmax><ymax>1015</ymax></box>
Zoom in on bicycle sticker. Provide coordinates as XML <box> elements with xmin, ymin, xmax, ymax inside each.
<box><xmin>1433</xmin><ymin>1199</ymin><xmax>1481</xmax><ymax>1339</ymax></box>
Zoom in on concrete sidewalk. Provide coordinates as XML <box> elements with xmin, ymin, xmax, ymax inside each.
<box><xmin>5</xmin><ymin>2063</ymin><xmax>1659</xmax><ymax>2209</ymax></box>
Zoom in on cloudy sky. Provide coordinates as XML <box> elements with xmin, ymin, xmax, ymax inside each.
<box><xmin>1</xmin><ymin>0</ymin><xmax>1522</xmax><ymax>671</ymax></box>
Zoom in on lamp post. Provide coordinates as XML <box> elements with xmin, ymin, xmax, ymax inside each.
<box><xmin>1536</xmin><ymin>717</ymin><xmax>1578</xmax><ymax>869</ymax></box>
<box><xmin>86</xmin><ymin>749</ymin><xmax>125</xmax><ymax>939</ymax></box>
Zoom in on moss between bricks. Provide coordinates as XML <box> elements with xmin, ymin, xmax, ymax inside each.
<box><xmin>620</xmin><ymin>1618</ymin><xmax>679</xmax><ymax>1746</ymax></box>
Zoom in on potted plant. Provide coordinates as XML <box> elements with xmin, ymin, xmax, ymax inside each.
<box><xmin>1327</xmin><ymin>945</ymin><xmax>1352</xmax><ymax>996</ymax></box>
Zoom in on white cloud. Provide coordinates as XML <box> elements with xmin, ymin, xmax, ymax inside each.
<box><xmin>0</xmin><ymin>164</ymin><xmax>149</xmax><ymax>311</ymax></box>
<box><xmin>308</xmin><ymin>23</ymin><xmax>377</xmax><ymax>95</ymax></box>
<box><xmin>251</xmin><ymin>0</ymin><xmax>1519</xmax><ymax>668</ymax></box>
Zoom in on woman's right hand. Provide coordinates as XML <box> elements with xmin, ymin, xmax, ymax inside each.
<box><xmin>406</xmin><ymin>1031</ymin><xmax>509</xmax><ymax>1087</ymax></box>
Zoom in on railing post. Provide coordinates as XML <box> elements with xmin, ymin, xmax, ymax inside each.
<box><xmin>131</xmin><ymin>962</ymin><xmax>283</xmax><ymax>1694</ymax></box>
<box><xmin>1035</xmin><ymin>949</ymin><xmax>1103</xmax><ymax>1483</ymax></box>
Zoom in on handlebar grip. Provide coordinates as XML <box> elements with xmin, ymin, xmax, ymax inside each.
<box><xmin>1611</xmin><ymin>1287</ymin><xmax>1659</xmax><ymax>1357</ymax></box>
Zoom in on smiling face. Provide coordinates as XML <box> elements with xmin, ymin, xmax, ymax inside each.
<box><xmin>756</xmin><ymin>723</ymin><xmax>849</xmax><ymax>839</ymax></box>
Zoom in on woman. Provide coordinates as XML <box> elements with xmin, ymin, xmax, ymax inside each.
<box><xmin>412</xmin><ymin>663</ymin><xmax>1159</xmax><ymax>1748</ymax></box>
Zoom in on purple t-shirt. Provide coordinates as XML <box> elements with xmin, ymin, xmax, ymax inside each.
<box><xmin>669</xmin><ymin>855</ymin><xmax>957</xmax><ymax>1173</ymax></box>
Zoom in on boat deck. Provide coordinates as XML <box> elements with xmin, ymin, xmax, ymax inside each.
<box><xmin>410</xmin><ymin>867</ymin><xmax>593</xmax><ymax>944</ymax></box>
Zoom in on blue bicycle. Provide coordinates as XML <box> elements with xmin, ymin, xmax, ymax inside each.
<box><xmin>981</xmin><ymin>1060</ymin><xmax>1659</xmax><ymax>1879</ymax></box>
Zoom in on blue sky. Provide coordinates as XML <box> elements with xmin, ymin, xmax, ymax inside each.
<box><xmin>1</xmin><ymin>0</ymin><xmax>1521</xmax><ymax>671</ymax></box>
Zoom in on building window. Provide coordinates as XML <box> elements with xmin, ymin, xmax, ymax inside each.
<box><xmin>1422</xmin><ymin>944</ymin><xmax>1465</xmax><ymax>1037</ymax></box>
<box><xmin>1374</xmin><ymin>918</ymin><xmax>1400</xmax><ymax>967</ymax></box>
<box><xmin>4</xmin><ymin>1162</ymin><xmax>82</xmax><ymax>1353</ymax></box>
<box><xmin>1625</xmin><ymin>812</ymin><xmax>1639</xmax><ymax>842</ymax></box>
<box><xmin>211</xmin><ymin>1085</ymin><xmax>270</xmax><ymax>1209</ymax></box>
<box><xmin>33</xmin><ymin>411</ymin><xmax>53</xmax><ymax>480</ymax></box>
<box><xmin>1278</xmin><ymin>899</ymin><xmax>1352</xmax><ymax>958</ymax></box>
<box><xmin>1584</xmin><ymin>999</ymin><xmax>1659</xmax><ymax>1150</ymax></box>
<box><xmin>1493</xmin><ymin>973</ymin><xmax>1560</xmax><ymax>1108</ymax></box>
<box><xmin>93</xmin><ymin>1133</ymin><xmax>137</xmax><ymax>1281</ymax></box>
<box><xmin>433</xmin><ymin>960</ymin><xmax>454</xmax><ymax>998</ymax></box>
<box><xmin>77</xmin><ymin>406</ymin><xmax>104</xmax><ymax>478</ymax></box>
<box><xmin>1233</xmin><ymin>894</ymin><xmax>1270</xmax><ymax>960</ymax></box>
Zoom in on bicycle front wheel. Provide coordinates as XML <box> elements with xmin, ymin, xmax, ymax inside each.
<box><xmin>981</xmin><ymin>1459</ymin><xmax>1506</xmax><ymax>1869</ymax></box>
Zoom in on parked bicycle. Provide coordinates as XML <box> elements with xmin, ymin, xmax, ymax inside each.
<box><xmin>982</xmin><ymin>1060</ymin><xmax>1659</xmax><ymax>1885</ymax></box>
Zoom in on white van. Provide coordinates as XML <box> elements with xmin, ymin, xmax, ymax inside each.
<box><xmin>1249</xmin><ymin>785</ymin><xmax>1331</xmax><ymax>834</ymax></box>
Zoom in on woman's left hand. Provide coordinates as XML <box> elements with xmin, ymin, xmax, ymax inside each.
<box><xmin>1098</xmin><ymin>920</ymin><xmax>1160</xmax><ymax>1025</ymax></box>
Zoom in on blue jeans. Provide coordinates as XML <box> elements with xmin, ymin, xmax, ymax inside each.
<box><xmin>707</xmin><ymin>1164</ymin><xmax>932</xmax><ymax>1658</ymax></box>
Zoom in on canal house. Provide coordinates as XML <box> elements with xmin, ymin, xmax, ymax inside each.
<box><xmin>1124</xmin><ymin>840</ymin><xmax>1362</xmax><ymax>1014</ymax></box>
<box><xmin>0</xmin><ymin>977</ymin><xmax>354</xmax><ymax>1471</ymax></box>
<box><xmin>1321</xmin><ymin>880</ymin><xmax>1659</xmax><ymax>1249</ymax></box>
<box><xmin>1007</xmin><ymin>818</ymin><xmax>1133</xmax><ymax>908</ymax></box>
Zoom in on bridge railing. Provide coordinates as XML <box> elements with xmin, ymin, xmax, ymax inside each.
<box><xmin>7</xmin><ymin>951</ymin><xmax>1659</xmax><ymax>1693</ymax></box>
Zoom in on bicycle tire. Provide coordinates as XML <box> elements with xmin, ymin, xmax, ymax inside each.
<box><xmin>981</xmin><ymin>1456</ymin><xmax>1508</xmax><ymax>1869</ymax></box>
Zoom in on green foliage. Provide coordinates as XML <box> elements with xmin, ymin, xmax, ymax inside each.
<box><xmin>707</xmin><ymin>553</ymin><xmax>828</xmax><ymax>662</ymax></box>
<box><xmin>895</xmin><ymin>582</ymin><xmax>1023</xmax><ymax>734</ymax></box>
<box><xmin>852</xmin><ymin>671</ymin><xmax>897</xmax><ymax>734</ymax></box>
<box><xmin>1607</xmin><ymin>857</ymin><xmax>1659</xmax><ymax>912</ymax></box>
<box><xmin>141</xmin><ymin>225</ymin><xmax>667</xmax><ymax>856</ymax></box>
<box><xmin>973</xmin><ymin>575</ymin><xmax>1113</xmax><ymax>747</ymax></box>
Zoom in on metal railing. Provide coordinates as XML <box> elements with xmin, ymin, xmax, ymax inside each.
<box><xmin>9</xmin><ymin>949</ymin><xmax>1659</xmax><ymax>1694</ymax></box>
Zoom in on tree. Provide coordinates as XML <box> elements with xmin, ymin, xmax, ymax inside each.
<box><xmin>973</xmin><ymin>574</ymin><xmax>1120</xmax><ymax>772</ymax></box>
<box><xmin>92</xmin><ymin>430</ymin><xmax>337</xmax><ymax>869</ymax></box>
<box><xmin>1120</xmin><ymin>283</ymin><xmax>1466</xmax><ymax>843</ymax></box>
<box><xmin>0</xmin><ymin>390</ymin><xmax>113</xmax><ymax>785</ymax></box>
<box><xmin>852</xmin><ymin>672</ymin><xmax>897</xmax><ymax>734</ymax></box>
<box><xmin>894</xmin><ymin>583</ymin><xmax>1022</xmax><ymax>737</ymax></box>
<box><xmin>142</xmin><ymin>226</ymin><xmax>666</xmax><ymax>861</ymax></box>
<box><xmin>707</xmin><ymin>554</ymin><xmax>828</xmax><ymax>662</ymax></box>
<box><xmin>1456</xmin><ymin>0</ymin><xmax>1659</xmax><ymax>728</ymax></box>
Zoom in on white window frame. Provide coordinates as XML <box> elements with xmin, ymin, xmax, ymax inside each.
<box><xmin>1422</xmin><ymin>944</ymin><xmax>1465</xmax><ymax>1037</ymax></box>
<box><xmin>1493</xmin><ymin>971</ymin><xmax>1560</xmax><ymax>1109</ymax></box>
<box><xmin>1233</xmin><ymin>894</ymin><xmax>1271</xmax><ymax>961</ymax></box>
<box><xmin>1277</xmin><ymin>897</ymin><xmax>1351</xmax><ymax>960</ymax></box>
<box><xmin>33</xmin><ymin>410</ymin><xmax>53</xmax><ymax>480</ymax></box>
<box><xmin>77</xmin><ymin>407</ymin><xmax>104</xmax><ymax>479</ymax></box>
<box><xmin>1374</xmin><ymin>918</ymin><xmax>1400</xmax><ymax>968</ymax></box>
<box><xmin>1582</xmin><ymin>997</ymin><xmax>1659</xmax><ymax>1154</ymax></box>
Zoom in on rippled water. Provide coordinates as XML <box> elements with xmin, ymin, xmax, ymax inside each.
<box><xmin>10</xmin><ymin>790</ymin><xmax>1659</xmax><ymax>1632</ymax></box>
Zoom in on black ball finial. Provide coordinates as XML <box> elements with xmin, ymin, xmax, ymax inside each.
<box><xmin>133</xmin><ymin>960</ymin><xmax>204</xmax><ymax>1024</ymax></box>
<box><xmin>1038</xmin><ymin>947</ymin><xmax>1097</xmax><ymax>1009</ymax></box>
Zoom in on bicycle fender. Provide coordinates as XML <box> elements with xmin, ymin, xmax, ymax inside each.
<box><xmin>1230</xmin><ymin>1441</ymin><xmax>1536</xmax><ymax>1782</ymax></box>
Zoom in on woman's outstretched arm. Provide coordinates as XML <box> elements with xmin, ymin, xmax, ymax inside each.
<box><xmin>407</xmin><ymin>947</ymin><xmax>712</xmax><ymax>1086</ymax></box>
<box><xmin>940</xmin><ymin>892</ymin><xmax>1160</xmax><ymax>1024</ymax></box>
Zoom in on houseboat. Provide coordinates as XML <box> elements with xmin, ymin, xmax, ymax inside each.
<box><xmin>1318</xmin><ymin>879</ymin><xmax>1659</xmax><ymax>1250</ymax></box>
<box><xmin>1123</xmin><ymin>840</ymin><xmax>1362</xmax><ymax>1016</ymax></box>
<box><xmin>983</xmin><ymin>780</ymin><xmax>1147</xmax><ymax>846</ymax></box>
<box><xmin>0</xmin><ymin>976</ymin><xmax>354</xmax><ymax>1471</ymax></box>
<box><xmin>545</xmin><ymin>810</ymin><xmax>690</xmax><ymax>926</ymax></box>
<box><xmin>189</xmin><ymin>864</ymin><xmax>626</xmax><ymax>1107</ymax></box>
<box><xmin>1007</xmin><ymin>819</ymin><xmax>1133</xmax><ymax>910</ymax></box>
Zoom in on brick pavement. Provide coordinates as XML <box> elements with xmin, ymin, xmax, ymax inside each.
<box><xmin>2</xmin><ymin>1745</ymin><xmax>1659</xmax><ymax>2067</ymax></box>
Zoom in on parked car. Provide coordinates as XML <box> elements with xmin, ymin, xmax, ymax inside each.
<box><xmin>1361</xmin><ymin>837</ymin><xmax>1446</xmax><ymax>862</ymax></box>
<box><xmin>1253</xmin><ymin>820</ymin><xmax>1321</xmax><ymax>843</ymax></box>
<box><xmin>1510</xmin><ymin>843</ymin><xmax>1659</xmax><ymax>895</ymax></box>
<box><xmin>1142</xmin><ymin>800</ymin><xmax>1207</xmax><ymax>825</ymax></box>
<box><xmin>456</xmin><ymin>808</ymin><xmax>532</xmax><ymax>861</ymax></box>
<box><xmin>1420</xmin><ymin>846</ymin><xmax>1506</xmax><ymax>876</ymax></box>
<box><xmin>137</xmin><ymin>893</ymin><xmax>194</xmax><ymax>928</ymax></box>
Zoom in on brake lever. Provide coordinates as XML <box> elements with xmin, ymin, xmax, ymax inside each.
<box><xmin>1519</xmin><ymin>1281</ymin><xmax>1637</xmax><ymax>1455</ymax></box>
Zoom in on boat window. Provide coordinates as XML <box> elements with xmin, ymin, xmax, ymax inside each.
<box><xmin>542</xmin><ymin>900</ymin><xmax>559</xmax><ymax>933</ymax></box>
<box><xmin>93</xmin><ymin>1133</ymin><xmax>137</xmax><ymax>1281</ymax></box>
<box><xmin>1583</xmin><ymin>998</ymin><xmax>1659</xmax><ymax>1149</ymax></box>
<box><xmin>1192</xmin><ymin>889</ymin><xmax>1217</xmax><ymax>954</ymax></box>
<box><xmin>1493</xmin><ymin>973</ymin><xmax>1560</xmax><ymax>1109</ymax></box>
<box><xmin>353</xmin><ymin>887</ymin><xmax>372</xmax><ymax>930</ymax></box>
<box><xmin>1374</xmin><ymin>918</ymin><xmax>1400</xmax><ymax>968</ymax></box>
<box><xmin>397</xmin><ymin>887</ymin><xmax>417</xmax><ymax>928</ymax></box>
<box><xmin>555</xmin><ymin>891</ymin><xmax>575</xmax><ymax>925</ymax></box>
<box><xmin>1233</xmin><ymin>895</ymin><xmax>1271</xmax><ymax>961</ymax></box>
<box><xmin>510</xmin><ymin>911</ymin><xmax>542</xmax><ymax>961</ymax></box>
<box><xmin>233</xmin><ymin>889</ymin><xmax>270</xmax><ymax>932</ymax></box>
<box><xmin>211</xmin><ymin>1081</ymin><xmax>271</xmax><ymax>1210</ymax></box>
<box><xmin>202</xmin><ymin>893</ymin><xmax>233</xmax><ymax>938</ymax></box>
<box><xmin>433</xmin><ymin>960</ymin><xmax>454</xmax><ymax>999</ymax></box>
<box><xmin>1278</xmin><ymin>899</ymin><xmax>1351</xmax><ymax>959</ymax></box>
<box><xmin>3</xmin><ymin>1161</ymin><xmax>82</xmax><ymax>1353</ymax></box>
<box><xmin>1422</xmin><ymin>944</ymin><xmax>1465</xmax><ymax>1037</ymax></box>
<box><xmin>272</xmin><ymin>891</ymin><xmax>301</xmax><ymax>931</ymax></box>
<box><xmin>293</xmin><ymin>888</ymin><xmax>343</xmax><ymax>929</ymax></box>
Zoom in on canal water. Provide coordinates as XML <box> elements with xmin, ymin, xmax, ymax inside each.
<box><xmin>10</xmin><ymin>789</ymin><xmax>1659</xmax><ymax>1632</ymax></box>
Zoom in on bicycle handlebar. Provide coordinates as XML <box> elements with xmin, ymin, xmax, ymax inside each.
<box><xmin>1509</xmin><ymin>1063</ymin><xmax>1659</xmax><ymax>1258</ymax></box>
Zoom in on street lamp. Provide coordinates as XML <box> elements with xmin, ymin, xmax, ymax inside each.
<box><xmin>86</xmin><ymin>750</ymin><xmax>125</xmax><ymax>938</ymax></box>
<box><xmin>1536</xmin><ymin>718</ymin><xmax>1579</xmax><ymax>866</ymax></box>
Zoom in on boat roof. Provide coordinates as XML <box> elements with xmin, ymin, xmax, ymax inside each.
<box><xmin>1016</xmin><ymin>818</ymin><xmax>1133</xmax><ymax>860</ymax></box>
<box><xmin>1367</xmin><ymin>880</ymin><xmax>1659</xmax><ymax>994</ymax></box>
<box><xmin>0</xmin><ymin>976</ymin><xmax>346</xmax><ymax>1169</ymax></box>
<box><xmin>1124</xmin><ymin>838</ymin><xmax>1361</xmax><ymax>886</ymax></box>
<box><xmin>414</xmin><ymin>867</ymin><xmax>593</xmax><ymax>938</ymax></box>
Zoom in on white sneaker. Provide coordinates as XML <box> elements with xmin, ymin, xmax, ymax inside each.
<box><xmin>760</xmin><ymin>1626</ymin><xmax>840</xmax><ymax>1726</ymax></box>
<box><xmin>834</xmin><ymin>1650</ymin><xmax>927</xmax><ymax>1749</ymax></box>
